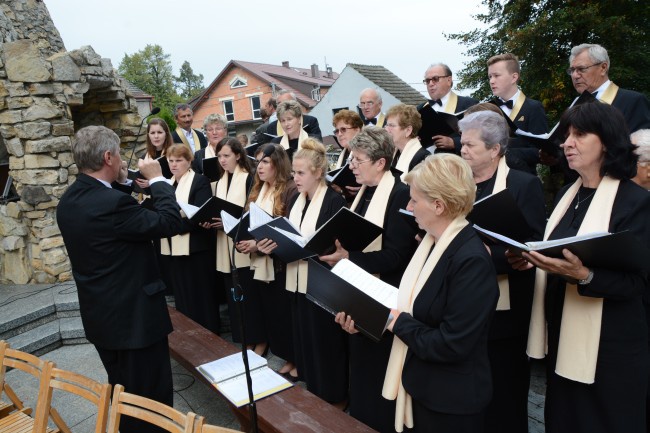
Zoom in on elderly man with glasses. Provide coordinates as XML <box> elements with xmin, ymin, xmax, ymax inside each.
<box><xmin>417</xmin><ymin>63</ymin><xmax>478</xmax><ymax>154</ymax></box>
<box><xmin>568</xmin><ymin>43</ymin><xmax>650</xmax><ymax>133</ymax></box>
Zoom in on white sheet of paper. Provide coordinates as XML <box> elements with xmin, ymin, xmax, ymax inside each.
<box><xmin>331</xmin><ymin>259</ymin><xmax>398</xmax><ymax>309</ymax></box>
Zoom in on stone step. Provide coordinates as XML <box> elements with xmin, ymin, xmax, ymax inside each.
<box><xmin>60</xmin><ymin>316</ymin><xmax>87</xmax><ymax>345</ymax></box>
<box><xmin>7</xmin><ymin>320</ymin><xmax>62</xmax><ymax>356</ymax></box>
<box><xmin>0</xmin><ymin>283</ymin><xmax>58</xmax><ymax>341</ymax></box>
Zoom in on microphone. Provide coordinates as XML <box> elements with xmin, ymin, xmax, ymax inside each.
<box><xmin>127</xmin><ymin>107</ymin><xmax>161</xmax><ymax>169</ymax></box>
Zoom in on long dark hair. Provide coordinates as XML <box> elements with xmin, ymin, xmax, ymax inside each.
<box><xmin>248</xmin><ymin>144</ymin><xmax>292</xmax><ymax>216</ymax></box>
<box><xmin>558</xmin><ymin>102</ymin><xmax>638</xmax><ymax>180</ymax></box>
<box><xmin>215</xmin><ymin>138</ymin><xmax>251</xmax><ymax>173</ymax></box>
<box><xmin>145</xmin><ymin>118</ymin><xmax>174</xmax><ymax>158</ymax></box>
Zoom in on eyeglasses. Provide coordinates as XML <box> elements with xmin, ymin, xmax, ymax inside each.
<box><xmin>358</xmin><ymin>101</ymin><xmax>375</xmax><ymax>108</ymax></box>
<box><xmin>206</xmin><ymin>126</ymin><xmax>226</xmax><ymax>133</ymax></box>
<box><xmin>334</xmin><ymin>126</ymin><xmax>357</xmax><ymax>135</ymax></box>
<box><xmin>566</xmin><ymin>62</ymin><xmax>603</xmax><ymax>76</ymax></box>
<box><xmin>384</xmin><ymin>123</ymin><xmax>399</xmax><ymax>129</ymax></box>
<box><xmin>423</xmin><ymin>75</ymin><xmax>451</xmax><ymax>84</ymax></box>
<box><xmin>347</xmin><ymin>156</ymin><xmax>373</xmax><ymax>167</ymax></box>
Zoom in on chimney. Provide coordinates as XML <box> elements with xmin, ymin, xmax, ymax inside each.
<box><xmin>326</xmin><ymin>66</ymin><xmax>333</xmax><ymax>79</ymax></box>
<box><xmin>282</xmin><ymin>61</ymin><xmax>290</xmax><ymax>68</ymax></box>
<box><xmin>311</xmin><ymin>64</ymin><xmax>319</xmax><ymax>78</ymax></box>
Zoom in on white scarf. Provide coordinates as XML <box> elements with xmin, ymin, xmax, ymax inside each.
<box><xmin>250</xmin><ymin>182</ymin><xmax>276</xmax><ymax>282</ymax></box>
<box><xmin>527</xmin><ymin>176</ymin><xmax>619</xmax><ymax>383</ymax></box>
<box><xmin>216</xmin><ymin>166</ymin><xmax>250</xmax><ymax>272</ymax></box>
<box><xmin>491</xmin><ymin>157</ymin><xmax>511</xmax><ymax>310</ymax></box>
<box><xmin>279</xmin><ymin>128</ymin><xmax>309</xmax><ymax>153</ymax></box>
<box><xmin>285</xmin><ymin>183</ymin><xmax>328</xmax><ymax>293</ymax></box>
<box><xmin>161</xmin><ymin>169</ymin><xmax>195</xmax><ymax>256</ymax></box>
<box><xmin>394</xmin><ymin>138</ymin><xmax>422</xmax><ymax>182</ymax></box>
<box><xmin>350</xmin><ymin>170</ymin><xmax>396</xmax><ymax>254</ymax></box>
<box><xmin>383</xmin><ymin>217</ymin><xmax>469</xmax><ymax>432</ymax></box>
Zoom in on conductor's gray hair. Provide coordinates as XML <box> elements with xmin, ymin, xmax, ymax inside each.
<box><xmin>631</xmin><ymin>129</ymin><xmax>650</xmax><ymax>162</ymax></box>
<box><xmin>72</xmin><ymin>126</ymin><xmax>121</xmax><ymax>172</ymax></box>
<box><xmin>570</xmin><ymin>44</ymin><xmax>610</xmax><ymax>72</ymax></box>
<box><xmin>458</xmin><ymin>111</ymin><xmax>509</xmax><ymax>156</ymax></box>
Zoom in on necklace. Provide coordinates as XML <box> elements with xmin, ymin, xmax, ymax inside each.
<box><xmin>575</xmin><ymin>189</ymin><xmax>596</xmax><ymax>210</ymax></box>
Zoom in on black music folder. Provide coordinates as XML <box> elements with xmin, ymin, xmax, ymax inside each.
<box><xmin>468</xmin><ymin>189</ymin><xmax>532</xmax><ymax>243</ymax></box>
<box><xmin>201</xmin><ymin>157</ymin><xmax>221</xmax><ymax>182</ymax></box>
<box><xmin>182</xmin><ymin>196</ymin><xmax>244</xmax><ymax>224</ymax></box>
<box><xmin>417</xmin><ymin>104</ymin><xmax>461</xmax><ymax>146</ymax></box>
<box><xmin>306</xmin><ymin>259</ymin><xmax>396</xmax><ymax>342</ymax></box>
<box><xmin>326</xmin><ymin>163</ymin><xmax>360</xmax><ymax>189</ymax></box>
<box><xmin>221</xmin><ymin>210</ymin><xmax>253</xmax><ymax>242</ymax></box>
<box><xmin>474</xmin><ymin>226</ymin><xmax>649</xmax><ymax>272</ymax></box>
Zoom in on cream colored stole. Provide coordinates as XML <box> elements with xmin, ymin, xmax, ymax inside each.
<box><xmin>508</xmin><ymin>91</ymin><xmax>527</xmax><ymax>122</ymax></box>
<box><xmin>204</xmin><ymin>145</ymin><xmax>217</xmax><ymax>194</ymax></box>
<box><xmin>175</xmin><ymin>127</ymin><xmax>201</xmax><ymax>152</ymax></box>
<box><xmin>279</xmin><ymin>128</ymin><xmax>308</xmax><ymax>152</ymax></box>
<box><xmin>443</xmin><ymin>92</ymin><xmax>459</xmax><ymax>114</ymax></box>
<box><xmin>527</xmin><ymin>176</ymin><xmax>619</xmax><ymax>384</ymax></box>
<box><xmin>383</xmin><ymin>217</ymin><xmax>469</xmax><ymax>432</ymax></box>
<box><xmin>350</xmin><ymin>171</ymin><xmax>396</xmax><ymax>254</ymax></box>
<box><xmin>285</xmin><ymin>183</ymin><xmax>328</xmax><ymax>293</ymax></box>
<box><xmin>276</xmin><ymin>121</ymin><xmax>284</xmax><ymax>137</ymax></box>
<box><xmin>250</xmin><ymin>183</ymin><xmax>276</xmax><ymax>282</ymax></box>
<box><xmin>395</xmin><ymin>138</ymin><xmax>423</xmax><ymax>182</ymax></box>
<box><xmin>335</xmin><ymin>148</ymin><xmax>349</xmax><ymax>169</ymax></box>
<box><xmin>376</xmin><ymin>112</ymin><xmax>386</xmax><ymax>128</ymax></box>
<box><xmin>216</xmin><ymin>166</ymin><xmax>250</xmax><ymax>272</ymax></box>
<box><xmin>161</xmin><ymin>170</ymin><xmax>195</xmax><ymax>256</ymax></box>
<box><xmin>599</xmin><ymin>82</ymin><xmax>620</xmax><ymax>105</ymax></box>
<box><xmin>491</xmin><ymin>157</ymin><xmax>511</xmax><ymax>310</ymax></box>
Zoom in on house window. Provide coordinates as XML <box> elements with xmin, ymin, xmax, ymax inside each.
<box><xmin>229</xmin><ymin>75</ymin><xmax>247</xmax><ymax>89</ymax></box>
<box><xmin>250</xmin><ymin>95</ymin><xmax>261</xmax><ymax>119</ymax></box>
<box><xmin>223</xmin><ymin>100</ymin><xmax>234</xmax><ymax>122</ymax></box>
<box><xmin>311</xmin><ymin>86</ymin><xmax>321</xmax><ymax>101</ymax></box>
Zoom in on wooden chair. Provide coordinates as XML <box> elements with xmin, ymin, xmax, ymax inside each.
<box><xmin>0</xmin><ymin>341</ymin><xmax>29</xmax><ymax>418</ymax></box>
<box><xmin>106</xmin><ymin>384</ymin><xmax>199</xmax><ymax>433</ymax></box>
<box><xmin>200</xmin><ymin>423</ymin><xmax>242</xmax><ymax>433</ymax></box>
<box><xmin>0</xmin><ymin>341</ymin><xmax>56</xmax><ymax>433</ymax></box>
<box><xmin>44</xmin><ymin>367</ymin><xmax>112</xmax><ymax>433</ymax></box>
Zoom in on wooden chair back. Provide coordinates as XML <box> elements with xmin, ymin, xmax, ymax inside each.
<box><xmin>200</xmin><ymin>423</ymin><xmax>242</xmax><ymax>433</ymax></box>
<box><xmin>45</xmin><ymin>367</ymin><xmax>112</xmax><ymax>433</ymax></box>
<box><xmin>107</xmin><ymin>384</ymin><xmax>198</xmax><ymax>433</ymax></box>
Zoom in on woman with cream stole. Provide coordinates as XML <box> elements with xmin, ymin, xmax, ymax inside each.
<box><xmin>321</xmin><ymin>127</ymin><xmax>418</xmax><ymax>432</ymax></box>
<box><xmin>238</xmin><ymin>144</ymin><xmax>298</xmax><ymax>377</ymax></box>
<box><xmin>518</xmin><ymin>102</ymin><xmax>650</xmax><ymax>433</ymax></box>
<box><xmin>161</xmin><ymin>144</ymin><xmax>220</xmax><ymax>334</ymax></box>
<box><xmin>271</xmin><ymin>100</ymin><xmax>309</xmax><ymax>159</ymax></box>
<box><xmin>384</xmin><ymin>104</ymin><xmax>430</xmax><ymax>181</ymax></box>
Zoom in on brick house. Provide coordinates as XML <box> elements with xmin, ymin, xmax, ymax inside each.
<box><xmin>190</xmin><ymin>60</ymin><xmax>338</xmax><ymax>139</ymax></box>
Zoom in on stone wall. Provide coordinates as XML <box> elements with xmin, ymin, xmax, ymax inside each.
<box><xmin>0</xmin><ymin>0</ymin><xmax>146</xmax><ymax>284</ymax></box>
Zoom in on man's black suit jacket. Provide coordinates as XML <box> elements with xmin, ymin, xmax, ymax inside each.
<box><xmin>610</xmin><ymin>87</ymin><xmax>650</xmax><ymax>133</ymax></box>
<box><xmin>57</xmin><ymin>174</ymin><xmax>184</xmax><ymax>350</ymax></box>
<box><xmin>172</xmin><ymin>128</ymin><xmax>208</xmax><ymax>150</ymax></box>
<box><xmin>257</xmin><ymin>114</ymin><xmax>322</xmax><ymax>144</ymax></box>
<box><xmin>393</xmin><ymin>225</ymin><xmax>499</xmax><ymax>415</ymax></box>
<box><xmin>505</xmin><ymin>96</ymin><xmax>549</xmax><ymax>174</ymax></box>
<box><xmin>417</xmin><ymin>95</ymin><xmax>479</xmax><ymax>154</ymax></box>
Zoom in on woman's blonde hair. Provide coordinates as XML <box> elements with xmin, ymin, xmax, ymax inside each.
<box><xmin>293</xmin><ymin>138</ymin><xmax>328</xmax><ymax>183</ymax></box>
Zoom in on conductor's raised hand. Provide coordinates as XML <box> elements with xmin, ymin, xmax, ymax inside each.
<box><xmin>138</xmin><ymin>157</ymin><xmax>163</xmax><ymax>179</ymax></box>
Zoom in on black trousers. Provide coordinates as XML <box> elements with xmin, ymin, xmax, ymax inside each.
<box><xmin>95</xmin><ymin>337</ymin><xmax>173</xmax><ymax>433</ymax></box>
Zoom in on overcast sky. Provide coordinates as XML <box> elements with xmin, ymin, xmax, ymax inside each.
<box><xmin>45</xmin><ymin>0</ymin><xmax>486</xmax><ymax>98</ymax></box>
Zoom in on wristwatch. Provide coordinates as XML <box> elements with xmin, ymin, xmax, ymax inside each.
<box><xmin>577</xmin><ymin>269</ymin><xmax>594</xmax><ymax>285</ymax></box>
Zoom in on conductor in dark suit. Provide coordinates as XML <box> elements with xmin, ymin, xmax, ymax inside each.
<box><xmin>487</xmin><ymin>53</ymin><xmax>549</xmax><ymax>174</ymax></box>
<box><xmin>57</xmin><ymin>126</ymin><xmax>184</xmax><ymax>433</ymax></box>
<box><xmin>256</xmin><ymin>90</ymin><xmax>322</xmax><ymax>144</ymax></box>
<box><xmin>417</xmin><ymin>63</ymin><xmax>478</xmax><ymax>154</ymax></box>
<box><xmin>171</xmin><ymin>103</ymin><xmax>208</xmax><ymax>152</ymax></box>
<box><xmin>568</xmin><ymin>43</ymin><xmax>650</xmax><ymax>133</ymax></box>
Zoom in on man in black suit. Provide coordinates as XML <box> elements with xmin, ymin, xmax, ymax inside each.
<box><xmin>488</xmin><ymin>53</ymin><xmax>549</xmax><ymax>174</ymax></box>
<box><xmin>256</xmin><ymin>90</ymin><xmax>322</xmax><ymax>144</ymax></box>
<box><xmin>57</xmin><ymin>126</ymin><xmax>184</xmax><ymax>433</ymax></box>
<box><xmin>417</xmin><ymin>63</ymin><xmax>478</xmax><ymax>154</ymax></box>
<box><xmin>568</xmin><ymin>43</ymin><xmax>650</xmax><ymax>133</ymax></box>
<box><xmin>358</xmin><ymin>88</ymin><xmax>385</xmax><ymax>127</ymax></box>
<box><xmin>171</xmin><ymin>103</ymin><xmax>208</xmax><ymax>152</ymax></box>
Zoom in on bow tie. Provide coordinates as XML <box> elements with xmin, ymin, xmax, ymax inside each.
<box><xmin>365</xmin><ymin>118</ymin><xmax>377</xmax><ymax>125</ymax></box>
<box><xmin>429</xmin><ymin>99</ymin><xmax>442</xmax><ymax>107</ymax></box>
<box><xmin>592</xmin><ymin>91</ymin><xmax>599</xmax><ymax>97</ymax></box>
<box><xmin>497</xmin><ymin>99</ymin><xmax>514</xmax><ymax>109</ymax></box>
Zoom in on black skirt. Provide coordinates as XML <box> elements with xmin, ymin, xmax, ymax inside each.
<box><xmin>224</xmin><ymin>269</ymin><xmax>267</xmax><ymax>345</ymax></box>
<box><xmin>258</xmin><ymin>270</ymin><xmax>295</xmax><ymax>362</ymax></box>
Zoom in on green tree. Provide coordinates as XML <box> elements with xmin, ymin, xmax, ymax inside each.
<box><xmin>118</xmin><ymin>44</ymin><xmax>179</xmax><ymax>110</ymax></box>
<box><xmin>175</xmin><ymin>61</ymin><xmax>205</xmax><ymax>100</ymax></box>
<box><xmin>448</xmin><ymin>0</ymin><xmax>650</xmax><ymax>122</ymax></box>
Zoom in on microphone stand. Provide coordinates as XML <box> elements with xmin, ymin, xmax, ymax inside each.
<box><xmin>229</xmin><ymin>182</ymin><xmax>259</xmax><ymax>433</ymax></box>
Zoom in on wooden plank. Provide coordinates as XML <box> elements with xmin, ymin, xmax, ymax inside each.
<box><xmin>167</xmin><ymin>307</ymin><xmax>376</xmax><ymax>433</ymax></box>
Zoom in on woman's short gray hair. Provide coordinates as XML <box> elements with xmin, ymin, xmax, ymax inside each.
<box><xmin>203</xmin><ymin>113</ymin><xmax>228</xmax><ymax>130</ymax></box>
<box><xmin>458</xmin><ymin>111</ymin><xmax>509</xmax><ymax>156</ymax></box>
<box><xmin>631</xmin><ymin>129</ymin><xmax>650</xmax><ymax>162</ymax></box>
<box><xmin>72</xmin><ymin>125</ymin><xmax>120</xmax><ymax>172</ymax></box>
<box><xmin>348</xmin><ymin>126</ymin><xmax>394</xmax><ymax>168</ymax></box>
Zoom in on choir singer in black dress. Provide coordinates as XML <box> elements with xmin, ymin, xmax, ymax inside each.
<box><xmin>520</xmin><ymin>102</ymin><xmax>650</xmax><ymax>433</ymax></box>
<box><xmin>321</xmin><ymin>127</ymin><xmax>418</xmax><ymax>432</ymax></box>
